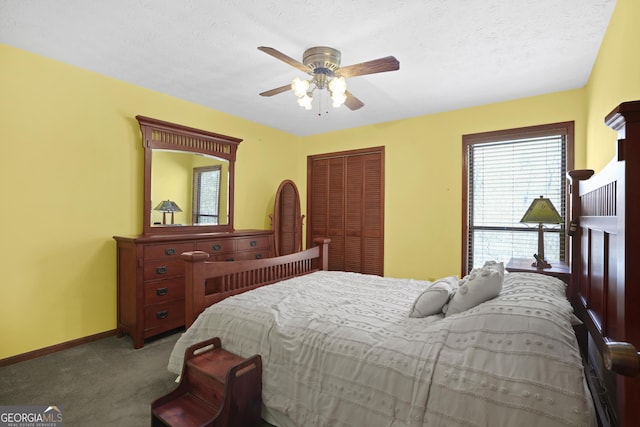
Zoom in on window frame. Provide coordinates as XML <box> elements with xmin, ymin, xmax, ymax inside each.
<box><xmin>461</xmin><ymin>122</ymin><xmax>575</xmax><ymax>276</ymax></box>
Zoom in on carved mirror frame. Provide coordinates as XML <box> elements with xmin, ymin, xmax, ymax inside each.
<box><xmin>270</xmin><ymin>179</ymin><xmax>304</xmax><ymax>256</ymax></box>
<box><xmin>136</xmin><ymin>115</ymin><xmax>241</xmax><ymax>236</ymax></box>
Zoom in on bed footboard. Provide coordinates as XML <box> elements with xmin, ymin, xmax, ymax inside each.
<box><xmin>182</xmin><ymin>237</ymin><xmax>330</xmax><ymax>328</ymax></box>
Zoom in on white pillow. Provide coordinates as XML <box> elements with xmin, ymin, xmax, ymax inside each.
<box><xmin>409</xmin><ymin>276</ymin><xmax>459</xmax><ymax>318</ymax></box>
<box><xmin>482</xmin><ymin>260</ymin><xmax>504</xmax><ymax>274</ymax></box>
<box><xmin>444</xmin><ymin>262</ymin><xmax>504</xmax><ymax>317</ymax></box>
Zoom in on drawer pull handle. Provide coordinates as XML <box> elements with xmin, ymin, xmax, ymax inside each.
<box><xmin>164</xmin><ymin>248</ymin><xmax>176</xmax><ymax>256</ymax></box>
<box><xmin>156</xmin><ymin>310</ymin><xmax>168</xmax><ymax>320</ymax></box>
<box><xmin>255</xmin><ymin>254</ymin><xmax>263</xmax><ymax>259</ymax></box>
<box><xmin>250</xmin><ymin>240</ymin><xmax>257</xmax><ymax>247</ymax></box>
<box><xmin>212</xmin><ymin>244</ymin><xmax>222</xmax><ymax>251</ymax></box>
<box><xmin>156</xmin><ymin>266</ymin><xmax>168</xmax><ymax>275</ymax></box>
<box><xmin>156</xmin><ymin>287</ymin><xmax>168</xmax><ymax>296</ymax></box>
<box><xmin>226</xmin><ymin>258</ymin><xmax>234</xmax><ymax>262</ymax></box>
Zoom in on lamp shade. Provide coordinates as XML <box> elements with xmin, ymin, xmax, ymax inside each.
<box><xmin>520</xmin><ymin>196</ymin><xmax>562</xmax><ymax>224</ymax></box>
<box><xmin>154</xmin><ymin>200</ymin><xmax>182</xmax><ymax>213</ymax></box>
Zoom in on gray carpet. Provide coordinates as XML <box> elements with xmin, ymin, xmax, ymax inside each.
<box><xmin>0</xmin><ymin>331</ymin><xmax>275</xmax><ymax>426</ymax></box>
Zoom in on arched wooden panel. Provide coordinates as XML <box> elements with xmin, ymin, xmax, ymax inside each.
<box><xmin>271</xmin><ymin>180</ymin><xmax>304</xmax><ymax>256</ymax></box>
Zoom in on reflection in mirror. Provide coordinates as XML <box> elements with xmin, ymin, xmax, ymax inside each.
<box><xmin>137</xmin><ymin>115</ymin><xmax>241</xmax><ymax>236</ymax></box>
<box><xmin>192</xmin><ymin>165</ymin><xmax>221</xmax><ymax>224</ymax></box>
<box><xmin>151</xmin><ymin>150</ymin><xmax>229</xmax><ymax>227</ymax></box>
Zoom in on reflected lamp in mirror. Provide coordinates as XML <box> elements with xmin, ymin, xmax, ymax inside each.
<box><xmin>520</xmin><ymin>196</ymin><xmax>563</xmax><ymax>269</ymax></box>
<box><xmin>154</xmin><ymin>200</ymin><xmax>182</xmax><ymax>225</ymax></box>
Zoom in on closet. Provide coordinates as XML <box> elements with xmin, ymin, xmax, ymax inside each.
<box><xmin>307</xmin><ymin>147</ymin><xmax>384</xmax><ymax>276</ymax></box>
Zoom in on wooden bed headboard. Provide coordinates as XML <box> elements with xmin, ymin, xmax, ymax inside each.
<box><xmin>567</xmin><ymin>100</ymin><xmax>640</xmax><ymax>427</ymax></box>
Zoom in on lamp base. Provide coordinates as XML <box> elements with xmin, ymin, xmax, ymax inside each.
<box><xmin>532</xmin><ymin>254</ymin><xmax>552</xmax><ymax>269</ymax></box>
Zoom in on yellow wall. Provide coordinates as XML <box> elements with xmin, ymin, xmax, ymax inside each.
<box><xmin>585</xmin><ymin>0</ymin><xmax>640</xmax><ymax>170</ymax></box>
<box><xmin>0</xmin><ymin>0</ymin><xmax>636</xmax><ymax>359</ymax></box>
<box><xmin>0</xmin><ymin>43</ymin><xmax>298</xmax><ymax>359</ymax></box>
<box><xmin>300</xmin><ymin>90</ymin><xmax>587</xmax><ymax>280</ymax></box>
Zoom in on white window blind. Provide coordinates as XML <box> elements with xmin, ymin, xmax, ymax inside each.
<box><xmin>193</xmin><ymin>165</ymin><xmax>221</xmax><ymax>224</ymax></box>
<box><xmin>464</xmin><ymin>123</ymin><xmax>572</xmax><ymax>273</ymax></box>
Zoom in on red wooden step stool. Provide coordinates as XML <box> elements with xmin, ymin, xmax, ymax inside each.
<box><xmin>151</xmin><ymin>337</ymin><xmax>262</xmax><ymax>427</ymax></box>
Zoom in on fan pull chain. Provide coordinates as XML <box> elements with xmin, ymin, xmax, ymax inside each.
<box><xmin>317</xmin><ymin>90</ymin><xmax>330</xmax><ymax>117</ymax></box>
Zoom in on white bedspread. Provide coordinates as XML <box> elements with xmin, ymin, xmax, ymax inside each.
<box><xmin>168</xmin><ymin>271</ymin><xmax>593</xmax><ymax>427</ymax></box>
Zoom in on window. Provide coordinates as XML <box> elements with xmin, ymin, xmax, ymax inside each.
<box><xmin>192</xmin><ymin>165</ymin><xmax>221</xmax><ymax>224</ymax></box>
<box><xmin>462</xmin><ymin>122</ymin><xmax>574</xmax><ymax>275</ymax></box>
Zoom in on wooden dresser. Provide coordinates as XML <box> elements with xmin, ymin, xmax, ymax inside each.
<box><xmin>114</xmin><ymin>230</ymin><xmax>274</xmax><ymax>348</ymax></box>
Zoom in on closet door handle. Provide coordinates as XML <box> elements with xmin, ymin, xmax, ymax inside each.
<box><xmin>156</xmin><ymin>310</ymin><xmax>168</xmax><ymax>320</ymax></box>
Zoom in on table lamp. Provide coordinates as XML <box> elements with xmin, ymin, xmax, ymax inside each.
<box><xmin>154</xmin><ymin>200</ymin><xmax>182</xmax><ymax>225</ymax></box>
<box><xmin>520</xmin><ymin>195</ymin><xmax>563</xmax><ymax>268</ymax></box>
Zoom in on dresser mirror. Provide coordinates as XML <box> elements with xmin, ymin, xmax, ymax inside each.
<box><xmin>137</xmin><ymin>115</ymin><xmax>242</xmax><ymax>236</ymax></box>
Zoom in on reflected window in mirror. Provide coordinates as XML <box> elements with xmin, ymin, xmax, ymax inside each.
<box><xmin>193</xmin><ymin>165</ymin><xmax>222</xmax><ymax>225</ymax></box>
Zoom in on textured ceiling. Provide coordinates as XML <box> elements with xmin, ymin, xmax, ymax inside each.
<box><xmin>0</xmin><ymin>0</ymin><xmax>616</xmax><ymax>136</ymax></box>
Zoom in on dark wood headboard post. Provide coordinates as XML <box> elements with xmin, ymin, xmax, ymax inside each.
<box><xmin>567</xmin><ymin>169</ymin><xmax>594</xmax><ymax>302</ymax></box>
<box><xmin>182</xmin><ymin>251</ymin><xmax>211</xmax><ymax>329</ymax></box>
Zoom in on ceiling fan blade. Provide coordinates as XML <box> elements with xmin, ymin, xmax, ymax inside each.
<box><xmin>258</xmin><ymin>46</ymin><xmax>309</xmax><ymax>73</ymax></box>
<box><xmin>259</xmin><ymin>84</ymin><xmax>292</xmax><ymax>97</ymax></box>
<box><xmin>344</xmin><ymin>91</ymin><xmax>364</xmax><ymax>111</ymax></box>
<box><xmin>339</xmin><ymin>56</ymin><xmax>400</xmax><ymax>78</ymax></box>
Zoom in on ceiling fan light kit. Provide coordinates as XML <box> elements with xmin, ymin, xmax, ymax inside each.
<box><xmin>258</xmin><ymin>45</ymin><xmax>399</xmax><ymax>112</ymax></box>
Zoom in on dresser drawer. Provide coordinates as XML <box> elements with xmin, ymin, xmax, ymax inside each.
<box><xmin>144</xmin><ymin>299</ymin><xmax>185</xmax><ymax>334</ymax></box>
<box><xmin>236</xmin><ymin>235</ymin><xmax>271</xmax><ymax>251</ymax></box>
<box><xmin>145</xmin><ymin>278</ymin><xmax>185</xmax><ymax>305</ymax></box>
<box><xmin>144</xmin><ymin>242</ymin><xmax>194</xmax><ymax>261</ymax></box>
<box><xmin>196</xmin><ymin>239</ymin><xmax>236</xmax><ymax>255</ymax></box>
<box><xmin>217</xmin><ymin>250</ymin><xmax>269</xmax><ymax>262</ymax></box>
<box><xmin>143</xmin><ymin>259</ymin><xmax>185</xmax><ymax>281</ymax></box>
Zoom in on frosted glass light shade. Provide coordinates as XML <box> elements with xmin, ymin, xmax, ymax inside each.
<box><xmin>297</xmin><ymin>94</ymin><xmax>313</xmax><ymax>110</ymax></box>
<box><xmin>329</xmin><ymin>76</ymin><xmax>346</xmax><ymax>95</ymax></box>
<box><xmin>291</xmin><ymin>77</ymin><xmax>310</xmax><ymax>97</ymax></box>
<box><xmin>331</xmin><ymin>93</ymin><xmax>346</xmax><ymax>108</ymax></box>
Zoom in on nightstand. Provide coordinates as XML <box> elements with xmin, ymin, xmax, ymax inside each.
<box><xmin>505</xmin><ymin>257</ymin><xmax>571</xmax><ymax>284</ymax></box>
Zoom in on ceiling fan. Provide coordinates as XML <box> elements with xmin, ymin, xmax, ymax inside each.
<box><xmin>258</xmin><ymin>46</ymin><xmax>400</xmax><ymax>111</ymax></box>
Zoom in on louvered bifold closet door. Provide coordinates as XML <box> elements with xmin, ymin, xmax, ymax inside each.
<box><xmin>307</xmin><ymin>148</ymin><xmax>384</xmax><ymax>276</ymax></box>
<box><xmin>361</xmin><ymin>153</ymin><xmax>383</xmax><ymax>275</ymax></box>
<box><xmin>309</xmin><ymin>158</ymin><xmax>346</xmax><ymax>270</ymax></box>
<box><xmin>345</xmin><ymin>155</ymin><xmax>363</xmax><ymax>272</ymax></box>
<box><xmin>309</xmin><ymin>158</ymin><xmax>328</xmax><ymax>244</ymax></box>
<box><xmin>327</xmin><ymin>157</ymin><xmax>346</xmax><ymax>270</ymax></box>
